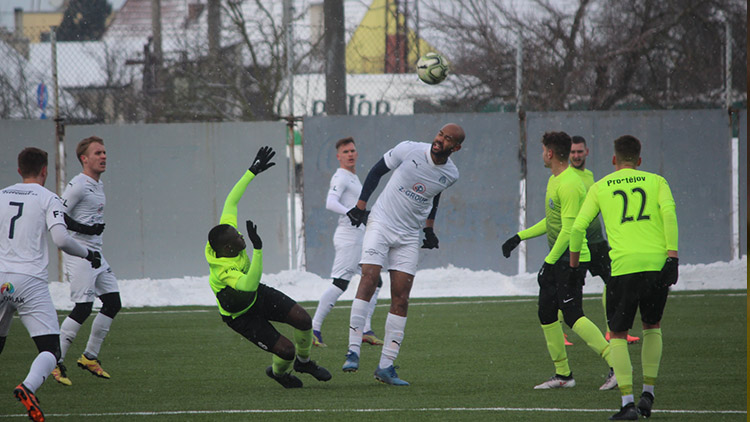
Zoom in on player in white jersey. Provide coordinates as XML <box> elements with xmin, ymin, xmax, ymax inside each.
<box><xmin>1</xmin><ymin>147</ymin><xmax>101</xmax><ymax>422</ymax></box>
<box><xmin>342</xmin><ymin>123</ymin><xmax>465</xmax><ymax>385</ymax></box>
<box><xmin>311</xmin><ymin>138</ymin><xmax>383</xmax><ymax>348</ymax></box>
<box><xmin>52</xmin><ymin>136</ymin><xmax>121</xmax><ymax>385</ymax></box>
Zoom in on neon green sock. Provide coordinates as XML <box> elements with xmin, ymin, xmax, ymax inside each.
<box><xmin>541</xmin><ymin>322</ymin><xmax>570</xmax><ymax>376</ymax></box>
<box><xmin>272</xmin><ymin>354</ymin><xmax>293</xmax><ymax>375</ymax></box>
<box><xmin>641</xmin><ymin>328</ymin><xmax>662</xmax><ymax>385</ymax></box>
<box><xmin>610</xmin><ymin>338</ymin><xmax>633</xmax><ymax>396</ymax></box>
<box><xmin>294</xmin><ymin>328</ymin><xmax>313</xmax><ymax>361</ymax></box>
<box><xmin>571</xmin><ymin>316</ymin><xmax>611</xmax><ymax>366</ymax></box>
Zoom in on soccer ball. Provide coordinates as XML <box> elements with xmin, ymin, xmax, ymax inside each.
<box><xmin>416</xmin><ymin>52</ymin><xmax>449</xmax><ymax>85</ymax></box>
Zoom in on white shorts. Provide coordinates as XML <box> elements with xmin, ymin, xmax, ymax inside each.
<box><xmin>360</xmin><ymin>220</ymin><xmax>420</xmax><ymax>276</ymax></box>
<box><xmin>330</xmin><ymin>224</ymin><xmax>364</xmax><ymax>280</ymax></box>
<box><xmin>0</xmin><ymin>272</ymin><xmax>60</xmax><ymax>338</ymax></box>
<box><xmin>63</xmin><ymin>253</ymin><xmax>119</xmax><ymax>303</ymax></box>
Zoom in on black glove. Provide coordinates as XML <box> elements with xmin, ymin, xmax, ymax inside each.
<box><xmin>658</xmin><ymin>257</ymin><xmax>679</xmax><ymax>288</ymax></box>
<box><xmin>537</xmin><ymin>262</ymin><xmax>553</xmax><ymax>286</ymax></box>
<box><xmin>64</xmin><ymin>213</ymin><xmax>105</xmax><ymax>236</ymax></box>
<box><xmin>502</xmin><ymin>234</ymin><xmax>521</xmax><ymax>258</ymax></box>
<box><xmin>421</xmin><ymin>227</ymin><xmax>439</xmax><ymax>249</ymax></box>
<box><xmin>85</xmin><ymin>250</ymin><xmax>102</xmax><ymax>269</ymax></box>
<box><xmin>346</xmin><ymin>206</ymin><xmax>368</xmax><ymax>227</ymax></box>
<box><xmin>249</xmin><ymin>146</ymin><xmax>276</xmax><ymax>176</ymax></box>
<box><xmin>245</xmin><ymin>220</ymin><xmax>263</xmax><ymax>250</ymax></box>
<box><xmin>569</xmin><ymin>265</ymin><xmax>585</xmax><ymax>286</ymax></box>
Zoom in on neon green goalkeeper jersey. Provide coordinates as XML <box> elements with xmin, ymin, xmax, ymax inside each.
<box><xmin>570</xmin><ymin>168</ymin><xmax>678</xmax><ymax>276</ymax></box>
<box><xmin>519</xmin><ymin>166</ymin><xmax>590</xmax><ymax>264</ymax></box>
<box><xmin>205</xmin><ymin>170</ymin><xmax>264</xmax><ymax>318</ymax></box>
<box><xmin>570</xmin><ymin>167</ymin><xmax>606</xmax><ymax>244</ymax></box>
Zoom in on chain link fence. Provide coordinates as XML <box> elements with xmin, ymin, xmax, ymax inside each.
<box><xmin>0</xmin><ymin>0</ymin><xmax>745</xmax><ymax>124</ymax></box>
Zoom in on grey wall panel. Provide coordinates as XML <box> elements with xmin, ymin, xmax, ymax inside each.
<box><xmin>303</xmin><ymin>113</ymin><xmax>520</xmax><ymax>277</ymax></box>
<box><xmin>525</xmin><ymin>110</ymin><xmax>730</xmax><ymax>269</ymax></box>
<box><xmin>63</xmin><ymin>122</ymin><xmax>289</xmax><ymax>280</ymax></box>
<box><xmin>740</xmin><ymin>110</ymin><xmax>747</xmax><ymax>257</ymax></box>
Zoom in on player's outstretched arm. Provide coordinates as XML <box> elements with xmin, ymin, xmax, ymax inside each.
<box><xmin>219</xmin><ymin>146</ymin><xmax>276</xmax><ymax>227</ymax></box>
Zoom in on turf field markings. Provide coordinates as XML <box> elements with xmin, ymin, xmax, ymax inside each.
<box><xmin>3</xmin><ymin>406</ymin><xmax>744</xmax><ymax>419</ymax></box>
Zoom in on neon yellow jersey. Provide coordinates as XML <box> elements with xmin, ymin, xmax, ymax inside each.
<box><xmin>205</xmin><ymin>170</ymin><xmax>264</xmax><ymax>318</ymax></box>
<box><xmin>570</xmin><ymin>167</ymin><xmax>606</xmax><ymax>244</ymax></box>
<box><xmin>571</xmin><ymin>168</ymin><xmax>678</xmax><ymax>276</ymax></box>
<box><xmin>520</xmin><ymin>166</ymin><xmax>590</xmax><ymax>264</ymax></box>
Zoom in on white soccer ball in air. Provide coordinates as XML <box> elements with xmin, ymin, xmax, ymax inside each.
<box><xmin>416</xmin><ymin>52</ymin><xmax>449</xmax><ymax>85</ymax></box>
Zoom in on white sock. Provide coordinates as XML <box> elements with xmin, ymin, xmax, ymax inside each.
<box><xmin>643</xmin><ymin>384</ymin><xmax>654</xmax><ymax>396</ymax></box>
<box><xmin>622</xmin><ymin>394</ymin><xmax>634</xmax><ymax>407</ymax></box>
<box><xmin>59</xmin><ymin>317</ymin><xmax>82</xmax><ymax>362</ymax></box>
<box><xmin>22</xmin><ymin>351</ymin><xmax>56</xmax><ymax>393</ymax></box>
<box><xmin>84</xmin><ymin>313</ymin><xmax>113</xmax><ymax>359</ymax></box>
<box><xmin>364</xmin><ymin>287</ymin><xmax>380</xmax><ymax>333</ymax></box>
<box><xmin>312</xmin><ymin>285</ymin><xmax>345</xmax><ymax>332</ymax></box>
<box><xmin>348</xmin><ymin>299</ymin><xmax>369</xmax><ymax>355</ymax></box>
<box><xmin>379</xmin><ymin>313</ymin><xmax>406</xmax><ymax>369</ymax></box>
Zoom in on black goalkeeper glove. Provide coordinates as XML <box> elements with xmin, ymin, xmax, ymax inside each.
<box><xmin>249</xmin><ymin>146</ymin><xmax>276</xmax><ymax>176</ymax></box>
<box><xmin>64</xmin><ymin>213</ymin><xmax>105</xmax><ymax>235</ymax></box>
<box><xmin>501</xmin><ymin>234</ymin><xmax>521</xmax><ymax>258</ymax></box>
<box><xmin>85</xmin><ymin>250</ymin><xmax>102</xmax><ymax>269</ymax></box>
<box><xmin>346</xmin><ymin>206</ymin><xmax>369</xmax><ymax>227</ymax></box>
<box><xmin>421</xmin><ymin>227</ymin><xmax>439</xmax><ymax>249</ymax></box>
<box><xmin>245</xmin><ymin>220</ymin><xmax>263</xmax><ymax>250</ymax></box>
<box><xmin>658</xmin><ymin>257</ymin><xmax>679</xmax><ymax>288</ymax></box>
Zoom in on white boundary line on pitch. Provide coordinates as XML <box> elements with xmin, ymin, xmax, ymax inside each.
<box><xmin>1</xmin><ymin>406</ymin><xmax>745</xmax><ymax>419</ymax></box>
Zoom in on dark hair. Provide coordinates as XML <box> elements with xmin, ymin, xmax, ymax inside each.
<box><xmin>76</xmin><ymin>136</ymin><xmax>104</xmax><ymax>164</ymax></box>
<box><xmin>541</xmin><ymin>131</ymin><xmax>572</xmax><ymax>161</ymax></box>
<box><xmin>335</xmin><ymin>137</ymin><xmax>355</xmax><ymax>150</ymax></box>
<box><xmin>614</xmin><ymin>135</ymin><xmax>641</xmax><ymax>164</ymax></box>
<box><xmin>571</xmin><ymin>136</ymin><xmax>587</xmax><ymax>146</ymax></box>
<box><xmin>208</xmin><ymin>224</ymin><xmax>233</xmax><ymax>252</ymax></box>
<box><xmin>18</xmin><ymin>147</ymin><xmax>48</xmax><ymax>177</ymax></box>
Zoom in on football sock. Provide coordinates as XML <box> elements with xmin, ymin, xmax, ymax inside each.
<box><xmin>312</xmin><ymin>285</ymin><xmax>345</xmax><ymax>332</ymax></box>
<box><xmin>272</xmin><ymin>354</ymin><xmax>293</xmax><ymax>375</ymax></box>
<box><xmin>84</xmin><ymin>313</ymin><xmax>113</xmax><ymax>359</ymax></box>
<box><xmin>643</xmin><ymin>384</ymin><xmax>655</xmax><ymax>396</ymax></box>
<box><xmin>541</xmin><ymin>322</ymin><xmax>570</xmax><ymax>377</ymax></box>
<box><xmin>59</xmin><ymin>317</ymin><xmax>82</xmax><ymax>362</ymax></box>
<box><xmin>294</xmin><ymin>328</ymin><xmax>313</xmax><ymax>362</ymax></box>
<box><xmin>379</xmin><ymin>312</ymin><xmax>406</xmax><ymax>369</ymax></box>
<box><xmin>23</xmin><ymin>351</ymin><xmax>56</xmax><ymax>393</ymax></box>
<box><xmin>364</xmin><ymin>287</ymin><xmax>380</xmax><ymax>333</ymax></box>
<box><xmin>622</xmin><ymin>394</ymin><xmax>635</xmax><ymax>407</ymax></box>
<box><xmin>571</xmin><ymin>316</ymin><xmax>612</xmax><ymax>366</ymax></box>
<box><xmin>610</xmin><ymin>338</ymin><xmax>633</xmax><ymax>396</ymax></box>
<box><xmin>348</xmin><ymin>298</ymin><xmax>368</xmax><ymax>356</ymax></box>
<box><xmin>641</xmin><ymin>328</ymin><xmax>662</xmax><ymax>384</ymax></box>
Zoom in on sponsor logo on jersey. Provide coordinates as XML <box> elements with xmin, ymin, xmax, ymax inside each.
<box><xmin>398</xmin><ymin>186</ymin><xmax>429</xmax><ymax>204</ymax></box>
<box><xmin>606</xmin><ymin>175</ymin><xmax>647</xmax><ymax>186</ymax></box>
<box><xmin>412</xmin><ymin>183</ymin><xmax>426</xmax><ymax>194</ymax></box>
<box><xmin>439</xmin><ymin>176</ymin><xmax>447</xmax><ymax>184</ymax></box>
<box><xmin>0</xmin><ymin>282</ymin><xmax>14</xmax><ymax>294</ymax></box>
<box><xmin>548</xmin><ymin>198</ymin><xmax>555</xmax><ymax>210</ymax></box>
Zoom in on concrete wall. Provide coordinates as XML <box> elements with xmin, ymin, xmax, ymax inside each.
<box><xmin>303</xmin><ymin>113</ymin><xmax>521</xmax><ymax>277</ymax></box>
<box><xmin>1</xmin><ymin>121</ymin><xmax>289</xmax><ymax>281</ymax></box>
<box><xmin>740</xmin><ymin>110</ymin><xmax>747</xmax><ymax>257</ymax></box>
<box><xmin>304</xmin><ymin>110</ymin><xmax>738</xmax><ymax>278</ymax></box>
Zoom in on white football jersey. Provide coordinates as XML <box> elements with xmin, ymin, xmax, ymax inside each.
<box><xmin>369</xmin><ymin>141</ymin><xmax>459</xmax><ymax>234</ymax></box>
<box><xmin>328</xmin><ymin>168</ymin><xmax>364</xmax><ymax>229</ymax></box>
<box><xmin>62</xmin><ymin>173</ymin><xmax>105</xmax><ymax>250</ymax></box>
<box><xmin>0</xmin><ymin>183</ymin><xmax>66</xmax><ymax>279</ymax></box>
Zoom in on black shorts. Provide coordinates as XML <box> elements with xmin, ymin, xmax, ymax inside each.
<box><xmin>222</xmin><ymin>284</ymin><xmax>297</xmax><ymax>352</ymax></box>
<box><xmin>537</xmin><ymin>261</ymin><xmax>588</xmax><ymax>325</ymax></box>
<box><xmin>587</xmin><ymin>241</ymin><xmax>611</xmax><ymax>281</ymax></box>
<box><xmin>606</xmin><ymin>272</ymin><xmax>669</xmax><ymax>332</ymax></box>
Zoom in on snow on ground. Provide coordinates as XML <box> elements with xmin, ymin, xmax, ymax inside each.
<box><xmin>48</xmin><ymin>256</ymin><xmax>747</xmax><ymax>310</ymax></box>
